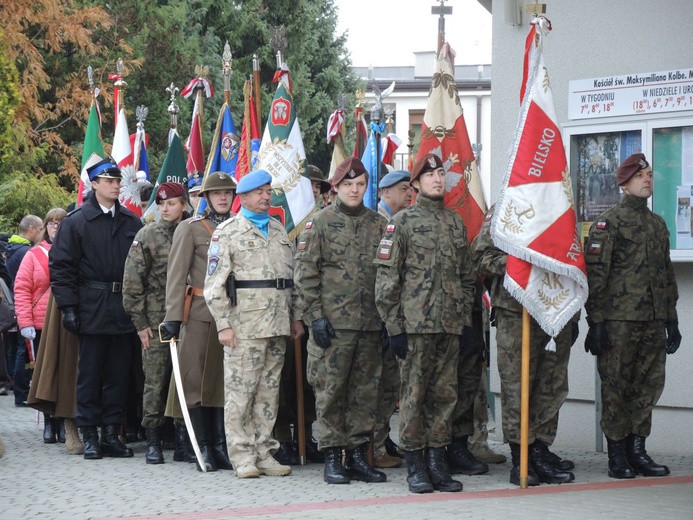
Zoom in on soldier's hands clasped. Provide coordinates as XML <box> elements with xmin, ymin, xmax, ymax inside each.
<box><xmin>388</xmin><ymin>333</ymin><xmax>408</xmax><ymax>360</ymax></box>
<box><xmin>160</xmin><ymin>320</ymin><xmax>182</xmax><ymax>341</ymax></box>
<box><xmin>665</xmin><ymin>321</ymin><xmax>682</xmax><ymax>354</ymax></box>
<box><xmin>584</xmin><ymin>322</ymin><xmax>612</xmax><ymax>356</ymax></box>
<box><xmin>311</xmin><ymin>317</ymin><xmax>336</xmax><ymax>349</ymax></box>
<box><xmin>62</xmin><ymin>307</ymin><xmax>80</xmax><ymax>335</ymax></box>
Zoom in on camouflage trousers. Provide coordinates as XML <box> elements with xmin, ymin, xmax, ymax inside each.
<box><xmin>223</xmin><ymin>336</ymin><xmax>285</xmax><ymax>468</ymax></box>
<box><xmin>306</xmin><ymin>329</ymin><xmax>382</xmax><ymax>451</ymax></box>
<box><xmin>141</xmin><ymin>340</ymin><xmax>172</xmax><ymax>428</ymax></box>
<box><xmin>598</xmin><ymin>320</ymin><xmax>666</xmax><ymax>441</ymax></box>
<box><xmin>451</xmin><ymin>311</ymin><xmax>485</xmax><ymax>439</ymax></box>
<box><xmin>398</xmin><ymin>333</ymin><xmax>458</xmax><ymax>451</ymax></box>
<box><xmin>469</xmin><ymin>368</ymin><xmax>492</xmax><ymax>449</ymax></box>
<box><xmin>374</xmin><ymin>344</ymin><xmax>400</xmax><ymax>456</ymax></box>
<box><xmin>495</xmin><ymin>308</ymin><xmax>571</xmax><ymax>445</ymax></box>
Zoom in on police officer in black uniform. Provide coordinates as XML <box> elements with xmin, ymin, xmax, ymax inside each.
<box><xmin>50</xmin><ymin>157</ymin><xmax>143</xmax><ymax>460</ymax></box>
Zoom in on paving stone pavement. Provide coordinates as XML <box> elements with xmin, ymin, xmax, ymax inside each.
<box><xmin>0</xmin><ymin>394</ymin><xmax>691</xmax><ymax>520</ymax></box>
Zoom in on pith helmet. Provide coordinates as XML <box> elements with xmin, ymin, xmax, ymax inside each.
<box><xmin>199</xmin><ymin>171</ymin><xmax>238</xmax><ymax>195</ymax></box>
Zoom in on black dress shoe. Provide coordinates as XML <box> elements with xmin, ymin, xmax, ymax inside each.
<box><xmin>274</xmin><ymin>441</ymin><xmax>300</xmax><ymax>466</ymax></box>
<box><xmin>43</xmin><ymin>413</ymin><xmax>57</xmax><ymax>444</ymax></box>
<box><xmin>80</xmin><ymin>426</ymin><xmax>103</xmax><ymax>460</ymax></box>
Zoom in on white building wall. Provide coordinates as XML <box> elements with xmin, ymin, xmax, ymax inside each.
<box><xmin>489</xmin><ymin>0</ymin><xmax>693</xmax><ymax>454</ymax></box>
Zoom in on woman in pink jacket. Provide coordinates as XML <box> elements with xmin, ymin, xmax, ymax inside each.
<box><xmin>14</xmin><ymin>207</ymin><xmax>67</xmax><ymax>443</ymax></box>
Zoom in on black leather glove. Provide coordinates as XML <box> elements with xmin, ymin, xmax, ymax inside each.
<box><xmin>62</xmin><ymin>307</ymin><xmax>80</xmax><ymax>335</ymax></box>
<box><xmin>666</xmin><ymin>321</ymin><xmax>682</xmax><ymax>355</ymax></box>
<box><xmin>571</xmin><ymin>322</ymin><xmax>580</xmax><ymax>347</ymax></box>
<box><xmin>388</xmin><ymin>333</ymin><xmax>408</xmax><ymax>360</ymax></box>
<box><xmin>311</xmin><ymin>317</ymin><xmax>336</xmax><ymax>349</ymax></box>
<box><xmin>459</xmin><ymin>326</ymin><xmax>473</xmax><ymax>354</ymax></box>
<box><xmin>584</xmin><ymin>322</ymin><xmax>611</xmax><ymax>357</ymax></box>
<box><xmin>160</xmin><ymin>320</ymin><xmax>182</xmax><ymax>341</ymax></box>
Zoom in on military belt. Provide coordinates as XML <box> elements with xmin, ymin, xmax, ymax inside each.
<box><xmin>235</xmin><ymin>278</ymin><xmax>294</xmax><ymax>290</ymax></box>
<box><xmin>81</xmin><ymin>280</ymin><xmax>122</xmax><ymax>293</ymax></box>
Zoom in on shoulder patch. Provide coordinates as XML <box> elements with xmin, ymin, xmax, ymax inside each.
<box><xmin>484</xmin><ymin>214</ymin><xmax>492</xmax><ymax>222</ymax></box>
<box><xmin>211</xmin><ymin>235</ymin><xmax>220</xmax><ymax>242</ymax></box>
<box><xmin>297</xmin><ymin>241</ymin><xmax>306</xmax><ymax>250</ymax></box>
<box><xmin>377</xmin><ymin>245</ymin><xmax>392</xmax><ymax>259</ymax></box>
<box><xmin>386</xmin><ymin>223</ymin><xmax>395</xmax><ymax>233</ymax></box>
<box><xmin>131</xmin><ymin>240</ymin><xmax>139</xmax><ymax>248</ymax></box>
<box><xmin>596</xmin><ymin>221</ymin><xmax>608</xmax><ymax>229</ymax></box>
<box><xmin>305</xmin><ymin>221</ymin><xmax>313</xmax><ymax>229</ymax></box>
<box><xmin>207</xmin><ymin>257</ymin><xmax>219</xmax><ymax>276</ymax></box>
<box><xmin>209</xmin><ymin>243</ymin><xmax>220</xmax><ymax>256</ymax></box>
<box><xmin>588</xmin><ymin>242</ymin><xmax>602</xmax><ymax>254</ymax></box>
<box><xmin>379</xmin><ymin>238</ymin><xmax>393</xmax><ymax>247</ymax></box>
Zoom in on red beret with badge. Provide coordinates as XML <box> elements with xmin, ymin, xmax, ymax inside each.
<box><xmin>331</xmin><ymin>156</ymin><xmax>368</xmax><ymax>186</ymax></box>
<box><xmin>411</xmin><ymin>153</ymin><xmax>444</xmax><ymax>183</ymax></box>
<box><xmin>616</xmin><ymin>153</ymin><xmax>649</xmax><ymax>186</ymax></box>
<box><xmin>155</xmin><ymin>182</ymin><xmax>187</xmax><ymax>204</ymax></box>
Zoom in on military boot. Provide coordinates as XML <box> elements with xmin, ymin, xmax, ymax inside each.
<box><xmin>173</xmin><ymin>424</ymin><xmax>196</xmax><ymax>463</ymax></box>
<box><xmin>323</xmin><ymin>447</ymin><xmax>350</xmax><ymax>484</ymax></box>
<box><xmin>403</xmin><ymin>450</ymin><xmax>434</xmax><ymax>494</ymax></box>
<box><xmin>346</xmin><ymin>443</ymin><xmax>387</xmax><ymax>482</ymax></box>
<box><xmin>101</xmin><ymin>424</ymin><xmax>134</xmax><ymax>458</ymax></box>
<box><xmin>64</xmin><ymin>419</ymin><xmax>84</xmax><ymax>455</ymax></box>
<box><xmin>509</xmin><ymin>443</ymin><xmax>540</xmax><ymax>486</ymax></box>
<box><xmin>43</xmin><ymin>413</ymin><xmax>57</xmax><ymax>444</ymax></box>
<box><xmin>606</xmin><ymin>436</ymin><xmax>635</xmax><ymax>479</ymax></box>
<box><xmin>533</xmin><ymin>439</ymin><xmax>574</xmax><ymax>470</ymax></box>
<box><xmin>426</xmin><ymin>447</ymin><xmax>463</xmax><ymax>492</ymax></box>
<box><xmin>447</xmin><ymin>436</ymin><xmax>489</xmax><ymax>475</ymax></box>
<box><xmin>80</xmin><ymin>426</ymin><xmax>102</xmax><ymax>460</ymax></box>
<box><xmin>55</xmin><ymin>418</ymin><xmax>66</xmax><ymax>444</ymax></box>
<box><xmin>188</xmin><ymin>407</ymin><xmax>217</xmax><ymax>472</ymax></box>
<box><xmin>211</xmin><ymin>407</ymin><xmax>234</xmax><ymax>470</ymax></box>
<box><xmin>625</xmin><ymin>435</ymin><xmax>670</xmax><ymax>477</ymax></box>
<box><xmin>530</xmin><ymin>441</ymin><xmax>574</xmax><ymax>484</ymax></box>
<box><xmin>145</xmin><ymin>426</ymin><xmax>164</xmax><ymax>464</ymax></box>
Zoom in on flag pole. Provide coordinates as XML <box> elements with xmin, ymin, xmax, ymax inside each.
<box><xmin>222</xmin><ymin>41</ymin><xmax>233</xmax><ymax>106</ymax></box>
<box><xmin>253</xmin><ymin>54</ymin><xmax>262</xmax><ymax>127</ymax></box>
<box><xmin>520</xmin><ymin>307</ymin><xmax>531</xmax><ymax>488</ymax></box>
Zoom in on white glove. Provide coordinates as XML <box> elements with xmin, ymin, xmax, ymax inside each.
<box><xmin>20</xmin><ymin>326</ymin><xmax>36</xmax><ymax>340</ymax></box>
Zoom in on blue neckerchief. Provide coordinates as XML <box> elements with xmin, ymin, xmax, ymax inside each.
<box><xmin>379</xmin><ymin>201</ymin><xmax>394</xmax><ymax>217</ymax></box>
<box><xmin>241</xmin><ymin>206</ymin><xmax>270</xmax><ymax>237</ymax></box>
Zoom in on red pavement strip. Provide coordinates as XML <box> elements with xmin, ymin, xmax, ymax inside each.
<box><xmin>104</xmin><ymin>475</ymin><xmax>693</xmax><ymax>520</ymax></box>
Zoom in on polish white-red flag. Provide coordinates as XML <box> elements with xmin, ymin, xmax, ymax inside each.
<box><xmin>111</xmin><ymin>107</ymin><xmax>142</xmax><ymax>216</ymax></box>
<box><xmin>491</xmin><ymin>17</ymin><xmax>587</xmax><ymax>339</ymax></box>
<box><xmin>417</xmin><ymin>43</ymin><xmax>486</xmax><ymax>242</ymax></box>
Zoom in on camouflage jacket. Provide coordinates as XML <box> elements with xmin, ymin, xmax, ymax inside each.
<box><xmin>294</xmin><ymin>197</ymin><xmax>386</xmax><ymax>331</ymax></box>
<box><xmin>374</xmin><ymin>195</ymin><xmax>476</xmax><ymax>335</ymax></box>
<box><xmin>204</xmin><ymin>214</ymin><xmax>302</xmax><ymax>339</ymax></box>
<box><xmin>122</xmin><ymin>218</ymin><xmax>180</xmax><ymax>330</ymax></box>
<box><xmin>585</xmin><ymin>194</ymin><xmax>678</xmax><ymax>323</ymax></box>
<box><xmin>473</xmin><ymin>204</ymin><xmax>521</xmax><ymax>312</ymax></box>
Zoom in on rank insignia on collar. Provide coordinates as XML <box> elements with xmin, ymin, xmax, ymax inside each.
<box><xmin>386</xmin><ymin>223</ymin><xmax>395</xmax><ymax>233</ymax></box>
<box><xmin>596</xmin><ymin>221</ymin><xmax>607</xmax><ymax>229</ymax></box>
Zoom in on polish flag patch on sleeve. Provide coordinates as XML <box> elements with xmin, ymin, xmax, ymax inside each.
<box><xmin>596</xmin><ymin>221</ymin><xmax>608</xmax><ymax>230</ymax></box>
<box><xmin>386</xmin><ymin>223</ymin><xmax>395</xmax><ymax>233</ymax></box>
<box><xmin>305</xmin><ymin>221</ymin><xmax>313</xmax><ymax>229</ymax></box>
<box><xmin>131</xmin><ymin>241</ymin><xmax>139</xmax><ymax>248</ymax></box>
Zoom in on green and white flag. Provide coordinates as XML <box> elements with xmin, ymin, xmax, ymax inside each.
<box><xmin>257</xmin><ymin>64</ymin><xmax>315</xmax><ymax>238</ymax></box>
<box><xmin>78</xmin><ymin>98</ymin><xmax>105</xmax><ymax>205</ymax></box>
<box><xmin>142</xmin><ymin>131</ymin><xmax>189</xmax><ymax>222</ymax></box>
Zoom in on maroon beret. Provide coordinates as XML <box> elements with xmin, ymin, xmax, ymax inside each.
<box><xmin>411</xmin><ymin>153</ymin><xmax>444</xmax><ymax>183</ymax></box>
<box><xmin>331</xmin><ymin>156</ymin><xmax>367</xmax><ymax>186</ymax></box>
<box><xmin>616</xmin><ymin>153</ymin><xmax>649</xmax><ymax>186</ymax></box>
<box><xmin>155</xmin><ymin>182</ymin><xmax>187</xmax><ymax>204</ymax></box>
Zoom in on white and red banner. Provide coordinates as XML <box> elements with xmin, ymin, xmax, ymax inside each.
<box><xmin>491</xmin><ymin>17</ymin><xmax>587</xmax><ymax>338</ymax></box>
<box><xmin>112</xmin><ymin>107</ymin><xmax>142</xmax><ymax>216</ymax></box>
<box><xmin>417</xmin><ymin>42</ymin><xmax>487</xmax><ymax>242</ymax></box>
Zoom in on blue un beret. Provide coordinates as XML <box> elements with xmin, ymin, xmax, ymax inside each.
<box><xmin>237</xmin><ymin>169</ymin><xmax>272</xmax><ymax>194</ymax></box>
<box><xmin>379</xmin><ymin>170</ymin><xmax>411</xmax><ymax>189</ymax></box>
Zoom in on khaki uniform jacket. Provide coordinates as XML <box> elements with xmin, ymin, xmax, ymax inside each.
<box><xmin>164</xmin><ymin>214</ymin><xmax>216</xmax><ymax>323</ymax></box>
<box><xmin>374</xmin><ymin>195</ymin><xmax>476</xmax><ymax>335</ymax></box>
<box><xmin>204</xmin><ymin>214</ymin><xmax>301</xmax><ymax>339</ymax></box>
<box><xmin>585</xmin><ymin>194</ymin><xmax>678</xmax><ymax>324</ymax></box>
<box><xmin>294</xmin><ymin>198</ymin><xmax>386</xmax><ymax>331</ymax></box>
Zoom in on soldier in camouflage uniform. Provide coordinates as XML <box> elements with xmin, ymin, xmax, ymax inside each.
<box><xmin>204</xmin><ymin>170</ymin><xmax>304</xmax><ymax>479</ymax></box>
<box><xmin>475</xmin><ymin>204</ymin><xmax>576</xmax><ymax>487</ymax></box>
<box><xmin>585</xmin><ymin>153</ymin><xmax>680</xmax><ymax>479</ymax></box>
<box><xmin>374</xmin><ymin>154</ymin><xmax>476</xmax><ymax>494</ymax></box>
<box><xmin>123</xmin><ymin>183</ymin><xmax>192</xmax><ymax>465</ymax></box>
<box><xmin>373</xmin><ymin>170</ymin><xmax>413</xmax><ymax>469</ymax></box>
<box><xmin>160</xmin><ymin>172</ymin><xmax>236</xmax><ymax>472</ymax></box>
<box><xmin>294</xmin><ymin>156</ymin><xmax>387</xmax><ymax>485</ymax></box>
